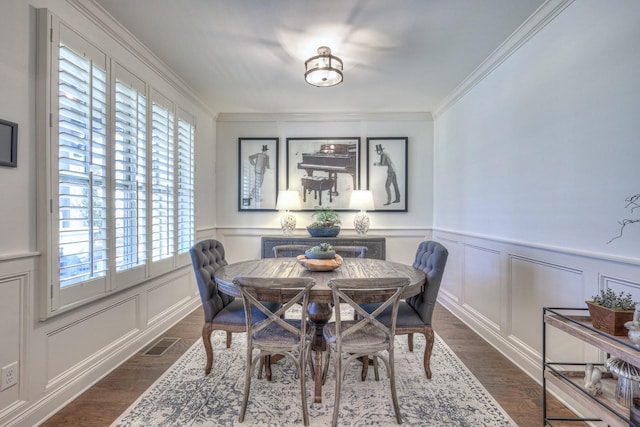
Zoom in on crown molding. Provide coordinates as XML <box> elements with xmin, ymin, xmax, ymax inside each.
<box><xmin>70</xmin><ymin>0</ymin><xmax>216</xmax><ymax>117</ymax></box>
<box><xmin>216</xmin><ymin>112</ymin><xmax>432</xmax><ymax>123</ymax></box>
<box><xmin>433</xmin><ymin>0</ymin><xmax>574</xmax><ymax>118</ymax></box>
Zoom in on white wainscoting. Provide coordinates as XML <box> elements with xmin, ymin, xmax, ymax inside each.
<box><xmin>0</xmin><ymin>255</ymin><xmax>200</xmax><ymax>427</ymax></box>
<box><xmin>433</xmin><ymin>229</ymin><xmax>640</xmax><ymax>418</ymax></box>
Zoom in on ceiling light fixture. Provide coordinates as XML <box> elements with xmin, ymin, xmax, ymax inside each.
<box><xmin>304</xmin><ymin>46</ymin><xmax>343</xmax><ymax>87</ymax></box>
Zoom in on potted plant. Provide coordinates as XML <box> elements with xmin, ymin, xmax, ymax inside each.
<box><xmin>305</xmin><ymin>243</ymin><xmax>336</xmax><ymax>259</ymax></box>
<box><xmin>307</xmin><ymin>207</ymin><xmax>341</xmax><ymax>237</ymax></box>
<box><xmin>586</xmin><ymin>288</ymin><xmax>636</xmax><ymax>336</ymax></box>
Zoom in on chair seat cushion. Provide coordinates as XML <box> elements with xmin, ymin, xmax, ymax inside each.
<box><xmin>359</xmin><ymin>301</ymin><xmax>425</xmax><ymax>328</ymax></box>
<box><xmin>323</xmin><ymin>322</ymin><xmax>388</xmax><ymax>351</ymax></box>
<box><xmin>213</xmin><ymin>299</ymin><xmax>281</xmax><ymax>326</ymax></box>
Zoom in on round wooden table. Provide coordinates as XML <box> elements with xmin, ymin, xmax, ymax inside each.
<box><xmin>214</xmin><ymin>257</ymin><xmax>426</xmax><ymax>403</ymax></box>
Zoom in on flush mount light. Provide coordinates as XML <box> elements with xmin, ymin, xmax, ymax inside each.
<box><xmin>304</xmin><ymin>46</ymin><xmax>343</xmax><ymax>87</ymax></box>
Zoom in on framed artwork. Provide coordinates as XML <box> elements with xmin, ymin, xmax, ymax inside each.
<box><xmin>0</xmin><ymin>118</ymin><xmax>18</xmax><ymax>167</ymax></box>
<box><xmin>238</xmin><ymin>137</ymin><xmax>279</xmax><ymax>211</ymax></box>
<box><xmin>286</xmin><ymin>137</ymin><xmax>360</xmax><ymax>211</ymax></box>
<box><xmin>366</xmin><ymin>137</ymin><xmax>408</xmax><ymax>212</ymax></box>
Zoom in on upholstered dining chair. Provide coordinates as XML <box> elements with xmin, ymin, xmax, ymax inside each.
<box><xmin>232</xmin><ymin>276</ymin><xmax>315</xmax><ymax>426</ymax></box>
<box><xmin>323</xmin><ymin>277</ymin><xmax>411</xmax><ymax>427</ymax></box>
<box><xmin>189</xmin><ymin>239</ymin><xmax>278</xmax><ymax>376</ymax></box>
<box><xmin>360</xmin><ymin>240</ymin><xmax>448</xmax><ymax>380</ymax></box>
<box><xmin>272</xmin><ymin>244</ymin><xmax>309</xmax><ymax>258</ymax></box>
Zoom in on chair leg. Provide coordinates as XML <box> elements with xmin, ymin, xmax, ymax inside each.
<box><xmin>424</xmin><ymin>327</ymin><xmax>435</xmax><ymax>379</ymax></box>
<box><xmin>389</xmin><ymin>348</ymin><xmax>402</xmax><ymax>424</ymax></box>
<box><xmin>322</xmin><ymin>349</ymin><xmax>331</xmax><ymax>385</ymax></box>
<box><xmin>225</xmin><ymin>331</ymin><xmax>232</xmax><ymax>348</ymax></box>
<box><xmin>331</xmin><ymin>349</ymin><xmax>342</xmax><ymax>427</ymax></box>
<box><xmin>202</xmin><ymin>323</ymin><xmax>214</xmax><ymax>375</ymax></box>
<box><xmin>407</xmin><ymin>332</ymin><xmax>414</xmax><ymax>352</ymax></box>
<box><xmin>360</xmin><ymin>356</ymin><xmax>368</xmax><ymax>381</ymax></box>
<box><xmin>239</xmin><ymin>348</ymin><xmax>254</xmax><ymax>422</ymax></box>
<box><xmin>373</xmin><ymin>356</ymin><xmax>380</xmax><ymax>381</ymax></box>
<box><xmin>300</xmin><ymin>347</ymin><xmax>310</xmax><ymax>426</ymax></box>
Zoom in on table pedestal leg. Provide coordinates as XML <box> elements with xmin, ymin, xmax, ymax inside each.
<box><xmin>308</xmin><ymin>302</ymin><xmax>333</xmax><ymax>403</ymax></box>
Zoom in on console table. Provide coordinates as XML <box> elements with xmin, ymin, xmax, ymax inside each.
<box><xmin>261</xmin><ymin>236</ymin><xmax>386</xmax><ymax>259</ymax></box>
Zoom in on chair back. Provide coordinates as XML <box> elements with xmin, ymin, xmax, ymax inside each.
<box><xmin>332</xmin><ymin>245</ymin><xmax>368</xmax><ymax>258</ymax></box>
<box><xmin>232</xmin><ymin>277</ymin><xmax>315</xmax><ymax>346</ymax></box>
<box><xmin>405</xmin><ymin>241</ymin><xmax>448</xmax><ymax>325</ymax></box>
<box><xmin>328</xmin><ymin>277</ymin><xmax>410</xmax><ymax>350</ymax></box>
<box><xmin>190</xmin><ymin>239</ymin><xmax>234</xmax><ymax>322</ymax></box>
<box><xmin>272</xmin><ymin>244</ymin><xmax>310</xmax><ymax>258</ymax></box>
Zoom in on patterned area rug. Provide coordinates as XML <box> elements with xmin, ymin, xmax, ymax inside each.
<box><xmin>112</xmin><ymin>326</ymin><xmax>516</xmax><ymax>427</ymax></box>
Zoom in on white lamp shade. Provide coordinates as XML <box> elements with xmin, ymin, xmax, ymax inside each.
<box><xmin>276</xmin><ymin>190</ymin><xmax>301</xmax><ymax>211</ymax></box>
<box><xmin>349</xmin><ymin>190</ymin><xmax>375</xmax><ymax>211</ymax></box>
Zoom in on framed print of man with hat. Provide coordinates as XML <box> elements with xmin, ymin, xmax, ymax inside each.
<box><xmin>367</xmin><ymin>137</ymin><xmax>408</xmax><ymax>212</ymax></box>
<box><xmin>238</xmin><ymin>138</ymin><xmax>279</xmax><ymax>211</ymax></box>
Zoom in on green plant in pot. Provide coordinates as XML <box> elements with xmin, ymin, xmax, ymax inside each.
<box><xmin>307</xmin><ymin>207</ymin><xmax>341</xmax><ymax>237</ymax></box>
<box><xmin>586</xmin><ymin>288</ymin><xmax>636</xmax><ymax>336</ymax></box>
<box><xmin>305</xmin><ymin>242</ymin><xmax>336</xmax><ymax>259</ymax></box>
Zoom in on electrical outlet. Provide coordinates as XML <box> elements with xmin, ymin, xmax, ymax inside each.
<box><xmin>1</xmin><ymin>362</ymin><xmax>19</xmax><ymax>391</ymax></box>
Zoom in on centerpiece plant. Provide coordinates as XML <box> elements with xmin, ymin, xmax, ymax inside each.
<box><xmin>586</xmin><ymin>288</ymin><xmax>636</xmax><ymax>336</ymax></box>
<box><xmin>305</xmin><ymin>242</ymin><xmax>336</xmax><ymax>259</ymax></box>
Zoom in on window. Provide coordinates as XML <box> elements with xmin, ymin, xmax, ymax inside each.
<box><xmin>39</xmin><ymin>12</ymin><xmax>196</xmax><ymax>317</ymax></box>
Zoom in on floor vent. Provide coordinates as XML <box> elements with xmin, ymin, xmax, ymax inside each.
<box><xmin>142</xmin><ymin>337</ymin><xmax>180</xmax><ymax>356</ymax></box>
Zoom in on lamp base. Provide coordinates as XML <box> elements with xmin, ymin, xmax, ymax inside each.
<box><xmin>353</xmin><ymin>213</ymin><xmax>370</xmax><ymax>235</ymax></box>
<box><xmin>281</xmin><ymin>213</ymin><xmax>296</xmax><ymax>234</ymax></box>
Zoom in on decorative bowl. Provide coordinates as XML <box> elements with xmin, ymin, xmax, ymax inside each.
<box><xmin>297</xmin><ymin>254</ymin><xmax>343</xmax><ymax>271</ymax></box>
<box><xmin>307</xmin><ymin>226</ymin><xmax>340</xmax><ymax>237</ymax></box>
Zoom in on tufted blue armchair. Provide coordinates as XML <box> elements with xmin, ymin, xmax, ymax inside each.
<box><xmin>360</xmin><ymin>240</ymin><xmax>448</xmax><ymax>379</ymax></box>
<box><xmin>190</xmin><ymin>239</ymin><xmax>247</xmax><ymax>375</ymax></box>
<box><xmin>190</xmin><ymin>239</ymin><xmax>282</xmax><ymax>376</ymax></box>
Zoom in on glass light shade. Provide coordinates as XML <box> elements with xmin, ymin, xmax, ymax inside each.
<box><xmin>305</xmin><ymin>46</ymin><xmax>343</xmax><ymax>87</ymax></box>
<box><xmin>276</xmin><ymin>190</ymin><xmax>300</xmax><ymax>234</ymax></box>
<box><xmin>350</xmin><ymin>190</ymin><xmax>374</xmax><ymax>234</ymax></box>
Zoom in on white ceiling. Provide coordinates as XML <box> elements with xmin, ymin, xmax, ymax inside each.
<box><xmin>93</xmin><ymin>0</ymin><xmax>545</xmax><ymax>115</ymax></box>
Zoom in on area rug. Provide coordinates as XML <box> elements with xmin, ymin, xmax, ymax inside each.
<box><xmin>111</xmin><ymin>327</ymin><xmax>516</xmax><ymax>427</ymax></box>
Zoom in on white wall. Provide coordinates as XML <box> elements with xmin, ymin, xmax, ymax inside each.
<box><xmin>433</xmin><ymin>0</ymin><xmax>640</xmax><ymax>419</ymax></box>
<box><xmin>214</xmin><ymin>114</ymin><xmax>434</xmax><ymax>264</ymax></box>
<box><xmin>0</xmin><ymin>1</ymin><xmax>215</xmax><ymax>425</ymax></box>
<box><xmin>434</xmin><ymin>1</ymin><xmax>640</xmax><ymax>260</ymax></box>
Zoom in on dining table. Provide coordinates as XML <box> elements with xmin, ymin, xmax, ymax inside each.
<box><xmin>213</xmin><ymin>256</ymin><xmax>426</xmax><ymax>403</ymax></box>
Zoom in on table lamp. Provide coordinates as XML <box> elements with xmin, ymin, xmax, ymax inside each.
<box><xmin>275</xmin><ymin>190</ymin><xmax>301</xmax><ymax>234</ymax></box>
<box><xmin>349</xmin><ymin>190</ymin><xmax>374</xmax><ymax>234</ymax></box>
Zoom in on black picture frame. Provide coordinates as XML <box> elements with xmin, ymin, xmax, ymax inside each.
<box><xmin>238</xmin><ymin>137</ymin><xmax>279</xmax><ymax>211</ymax></box>
<box><xmin>286</xmin><ymin>137</ymin><xmax>360</xmax><ymax>211</ymax></box>
<box><xmin>366</xmin><ymin>137</ymin><xmax>408</xmax><ymax>212</ymax></box>
<box><xmin>0</xmin><ymin>118</ymin><xmax>18</xmax><ymax>168</ymax></box>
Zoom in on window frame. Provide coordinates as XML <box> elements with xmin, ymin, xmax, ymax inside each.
<box><xmin>37</xmin><ymin>10</ymin><xmax>196</xmax><ymax>318</ymax></box>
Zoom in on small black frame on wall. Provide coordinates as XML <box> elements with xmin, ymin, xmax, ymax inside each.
<box><xmin>0</xmin><ymin>118</ymin><xmax>18</xmax><ymax>168</ymax></box>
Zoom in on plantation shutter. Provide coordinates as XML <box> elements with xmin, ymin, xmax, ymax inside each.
<box><xmin>114</xmin><ymin>68</ymin><xmax>147</xmax><ymax>272</ymax></box>
<box><xmin>151</xmin><ymin>95</ymin><xmax>175</xmax><ymax>262</ymax></box>
<box><xmin>57</xmin><ymin>42</ymin><xmax>108</xmax><ymax>288</ymax></box>
<box><xmin>176</xmin><ymin>112</ymin><xmax>195</xmax><ymax>255</ymax></box>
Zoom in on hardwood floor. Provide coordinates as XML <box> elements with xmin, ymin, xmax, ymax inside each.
<box><xmin>41</xmin><ymin>303</ymin><xmax>581</xmax><ymax>427</ymax></box>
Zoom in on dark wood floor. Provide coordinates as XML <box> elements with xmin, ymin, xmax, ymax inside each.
<box><xmin>41</xmin><ymin>303</ymin><xmax>581</xmax><ymax>426</ymax></box>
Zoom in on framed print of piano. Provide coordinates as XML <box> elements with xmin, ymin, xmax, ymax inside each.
<box><xmin>238</xmin><ymin>137</ymin><xmax>279</xmax><ymax>211</ymax></box>
<box><xmin>286</xmin><ymin>137</ymin><xmax>360</xmax><ymax>211</ymax></box>
<box><xmin>366</xmin><ymin>137</ymin><xmax>408</xmax><ymax>212</ymax></box>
